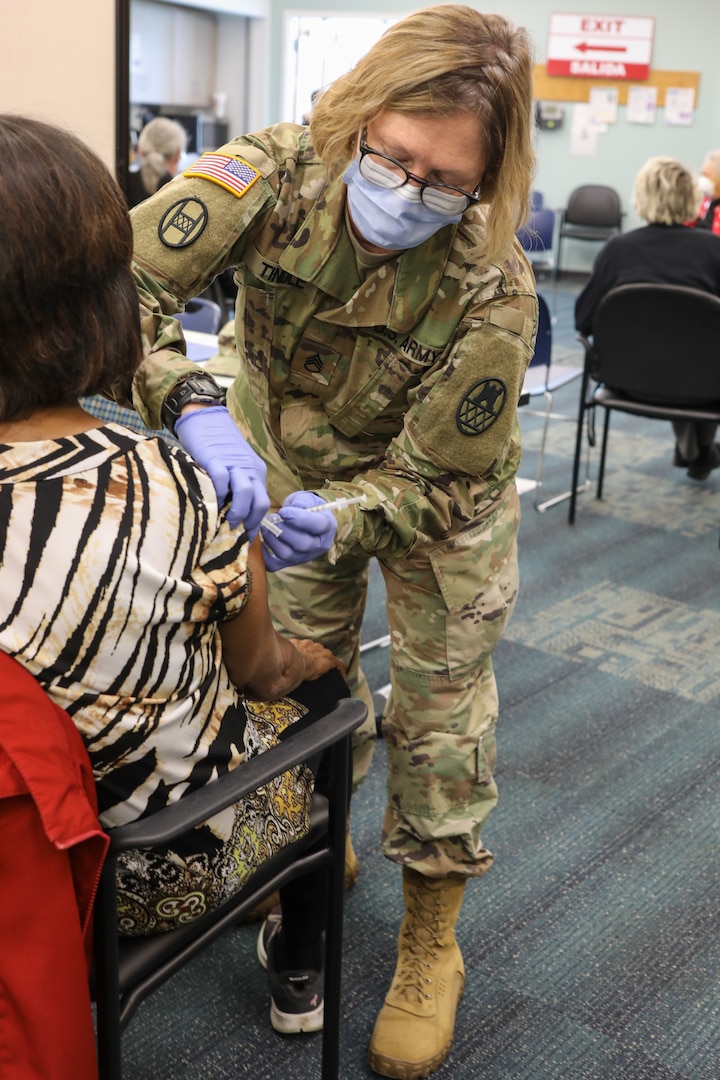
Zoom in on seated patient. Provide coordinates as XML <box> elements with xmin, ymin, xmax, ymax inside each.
<box><xmin>575</xmin><ymin>155</ymin><xmax>720</xmax><ymax>481</ymax></box>
<box><xmin>0</xmin><ymin>115</ymin><xmax>344</xmax><ymax>1028</ymax></box>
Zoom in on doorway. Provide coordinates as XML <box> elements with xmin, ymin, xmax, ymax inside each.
<box><xmin>282</xmin><ymin>14</ymin><xmax>399</xmax><ymax>125</ymax></box>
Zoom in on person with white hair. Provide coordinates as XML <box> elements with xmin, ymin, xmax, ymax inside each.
<box><xmin>575</xmin><ymin>155</ymin><xmax>720</xmax><ymax>480</ymax></box>
<box><xmin>127</xmin><ymin>116</ymin><xmax>187</xmax><ymax>207</ymax></box>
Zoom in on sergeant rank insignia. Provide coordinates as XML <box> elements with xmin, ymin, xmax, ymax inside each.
<box><xmin>456</xmin><ymin>378</ymin><xmax>506</xmax><ymax>435</ymax></box>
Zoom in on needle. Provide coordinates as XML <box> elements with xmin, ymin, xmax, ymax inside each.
<box><xmin>304</xmin><ymin>494</ymin><xmax>368</xmax><ymax>513</ymax></box>
<box><xmin>261</xmin><ymin>494</ymin><xmax>367</xmax><ymax>535</ymax></box>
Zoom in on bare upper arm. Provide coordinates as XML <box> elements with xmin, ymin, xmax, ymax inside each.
<box><xmin>218</xmin><ymin>538</ymin><xmax>303</xmax><ymax>698</ymax></box>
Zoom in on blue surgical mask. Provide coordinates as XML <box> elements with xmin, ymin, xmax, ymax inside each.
<box><xmin>342</xmin><ymin>157</ymin><xmax>463</xmax><ymax>251</ymax></box>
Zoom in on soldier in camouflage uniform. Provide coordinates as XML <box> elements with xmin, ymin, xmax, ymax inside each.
<box><xmin>126</xmin><ymin>6</ymin><xmax>538</xmax><ymax>1077</ymax></box>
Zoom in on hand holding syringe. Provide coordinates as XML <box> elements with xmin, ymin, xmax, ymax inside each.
<box><xmin>261</xmin><ymin>494</ymin><xmax>368</xmax><ymax>537</ymax></box>
<box><xmin>259</xmin><ymin>492</ymin><xmax>367</xmax><ymax>572</ymax></box>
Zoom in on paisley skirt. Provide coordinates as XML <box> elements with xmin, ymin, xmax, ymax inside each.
<box><xmin>115</xmin><ymin>693</ymin><xmax>315</xmax><ymax>936</ymax></box>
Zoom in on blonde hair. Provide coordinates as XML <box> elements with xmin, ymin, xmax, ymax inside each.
<box><xmin>309</xmin><ymin>5</ymin><xmax>536</xmax><ymax>264</ymax></box>
<box><xmin>137</xmin><ymin>117</ymin><xmax>187</xmax><ymax>196</ymax></box>
<box><xmin>633</xmin><ymin>156</ymin><xmax>701</xmax><ymax>225</ymax></box>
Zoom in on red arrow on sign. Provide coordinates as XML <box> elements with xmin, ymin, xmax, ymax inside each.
<box><xmin>574</xmin><ymin>41</ymin><xmax>627</xmax><ymax>53</ymax></box>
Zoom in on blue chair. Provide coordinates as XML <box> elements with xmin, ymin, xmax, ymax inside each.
<box><xmin>517</xmin><ymin>207</ymin><xmax>556</xmax><ymax>281</ymax></box>
<box><xmin>519</xmin><ymin>292</ymin><xmax>584</xmax><ymax>511</ymax></box>
<box><xmin>176</xmin><ymin>297</ymin><xmax>222</xmax><ymax>334</ymax></box>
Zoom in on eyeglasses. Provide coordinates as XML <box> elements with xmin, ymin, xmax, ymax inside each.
<box><xmin>358</xmin><ymin>130</ymin><xmax>481</xmax><ymax>215</ymax></box>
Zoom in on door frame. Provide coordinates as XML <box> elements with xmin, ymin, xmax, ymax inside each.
<box><xmin>115</xmin><ymin>0</ymin><xmax>131</xmax><ymax>197</ymax></box>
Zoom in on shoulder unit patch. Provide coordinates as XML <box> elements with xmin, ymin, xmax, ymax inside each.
<box><xmin>158</xmin><ymin>198</ymin><xmax>209</xmax><ymax>248</ymax></box>
<box><xmin>456</xmin><ymin>378</ymin><xmax>506</xmax><ymax>435</ymax></box>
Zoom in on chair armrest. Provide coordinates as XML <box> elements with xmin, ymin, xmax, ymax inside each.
<box><xmin>105</xmin><ymin>697</ymin><xmax>367</xmax><ymax>852</ymax></box>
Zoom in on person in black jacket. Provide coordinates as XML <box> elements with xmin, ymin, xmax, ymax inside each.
<box><xmin>575</xmin><ymin>155</ymin><xmax>720</xmax><ymax>480</ymax></box>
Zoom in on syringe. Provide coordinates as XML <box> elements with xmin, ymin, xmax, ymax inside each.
<box><xmin>304</xmin><ymin>494</ymin><xmax>368</xmax><ymax>513</ymax></box>
<box><xmin>261</xmin><ymin>494</ymin><xmax>367</xmax><ymax>536</ymax></box>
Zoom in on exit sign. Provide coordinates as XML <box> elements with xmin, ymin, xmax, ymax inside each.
<box><xmin>547</xmin><ymin>13</ymin><xmax>655</xmax><ymax>80</ymax></box>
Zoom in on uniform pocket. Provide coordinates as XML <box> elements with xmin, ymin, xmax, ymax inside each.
<box><xmin>279</xmin><ymin>395</ymin><xmax>338</xmax><ymax>479</ymax></box>
<box><xmin>428</xmin><ymin>487</ymin><xmax>520</xmax><ymax>675</ymax></box>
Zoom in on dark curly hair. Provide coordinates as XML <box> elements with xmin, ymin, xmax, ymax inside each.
<box><xmin>0</xmin><ymin>114</ymin><xmax>142</xmax><ymax>421</ymax></box>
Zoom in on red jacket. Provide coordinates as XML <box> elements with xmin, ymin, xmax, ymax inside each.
<box><xmin>0</xmin><ymin>652</ymin><xmax>108</xmax><ymax>1080</ymax></box>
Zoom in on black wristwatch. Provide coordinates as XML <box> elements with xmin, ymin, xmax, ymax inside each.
<box><xmin>162</xmin><ymin>373</ymin><xmax>226</xmax><ymax>433</ymax></box>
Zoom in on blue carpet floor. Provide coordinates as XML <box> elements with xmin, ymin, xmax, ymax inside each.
<box><xmin>118</xmin><ymin>279</ymin><xmax>720</xmax><ymax>1079</ymax></box>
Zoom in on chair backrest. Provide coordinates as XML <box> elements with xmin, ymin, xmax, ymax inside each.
<box><xmin>517</xmin><ymin>208</ymin><xmax>556</xmax><ymax>254</ymax></box>
<box><xmin>527</xmin><ymin>293</ymin><xmax>552</xmax><ymax>372</ymax></box>
<box><xmin>531</xmin><ymin>189</ymin><xmax>544</xmax><ymax>211</ymax></box>
<box><xmin>93</xmin><ymin>692</ymin><xmax>367</xmax><ymax>1080</ymax></box>
<box><xmin>176</xmin><ymin>297</ymin><xmax>222</xmax><ymax>334</ymax></box>
<box><xmin>565</xmin><ymin>184</ymin><xmax>622</xmax><ymax>229</ymax></box>
<box><xmin>590</xmin><ymin>283</ymin><xmax>720</xmax><ymax>404</ymax></box>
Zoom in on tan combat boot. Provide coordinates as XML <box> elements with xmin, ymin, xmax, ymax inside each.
<box><xmin>368</xmin><ymin>868</ymin><xmax>466</xmax><ymax>1079</ymax></box>
<box><xmin>344</xmin><ymin>823</ymin><xmax>360</xmax><ymax>889</ymax></box>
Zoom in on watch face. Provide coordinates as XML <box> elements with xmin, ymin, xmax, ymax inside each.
<box><xmin>164</xmin><ymin>374</ymin><xmax>225</xmax><ymax>423</ymax></box>
<box><xmin>186</xmin><ymin>374</ymin><xmax>220</xmax><ymax>394</ymax></box>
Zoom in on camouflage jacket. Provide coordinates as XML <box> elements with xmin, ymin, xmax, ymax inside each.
<box><xmin>129</xmin><ymin>123</ymin><xmax>538</xmax><ymax>561</ymax></box>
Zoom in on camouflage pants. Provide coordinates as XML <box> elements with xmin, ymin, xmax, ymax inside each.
<box><xmin>267</xmin><ymin>483</ymin><xmax>520</xmax><ymax>879</ymax></box>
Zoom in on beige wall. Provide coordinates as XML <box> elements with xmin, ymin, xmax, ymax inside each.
<box><xmin>1</xmin><ymin>0</ymin><xmax>117</xmax><ymax>170</ymax></box>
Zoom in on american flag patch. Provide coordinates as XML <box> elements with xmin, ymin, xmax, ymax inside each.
<box><xmin>183</xmin><ymin>154</ymin><xmax>261</xmax><ymax>198</ymax></box>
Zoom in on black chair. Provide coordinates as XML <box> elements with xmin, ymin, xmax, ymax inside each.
<box><xmin>568</xmin><ymin>283</ymin><xmax>720</xmax><ymax>530</ymax></box>
<box><xmin>519</xmin><ymin>292</ymin><xmax>584</xmax><ymax>511</ymax></box>
<box><xmin>93</xmin><ymin>695</ymin><xmax>367</xmax><ymax>1080</ymax></box>
<box><xmin>556</xmin><ymin>184</ymin><xmax>623</xmax><ymax>278</ymax></box>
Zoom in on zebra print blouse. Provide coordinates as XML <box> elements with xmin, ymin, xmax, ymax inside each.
<box><xmin>0</xmin><ymin>425</ymin><xmax>312</xmax><ymax>932</ymax></box>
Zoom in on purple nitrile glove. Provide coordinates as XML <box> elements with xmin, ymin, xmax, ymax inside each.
<box><xmin>260</xmin><ymin>491</ymin><xmax>337</xmax><ymax>573</ymax></box>
<box><xmin>174</xmin><ymin>406</ymin><xmax>269</xmax><ymax>538</ymax></box>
